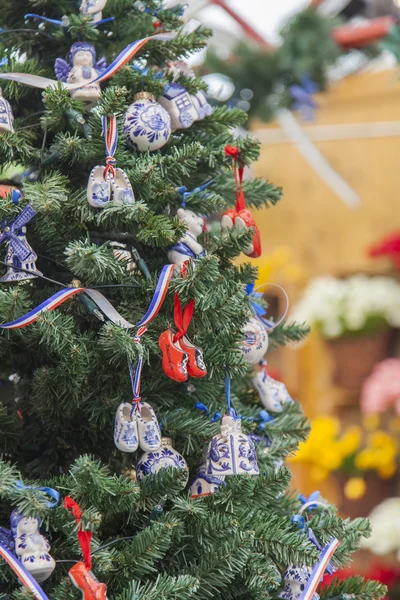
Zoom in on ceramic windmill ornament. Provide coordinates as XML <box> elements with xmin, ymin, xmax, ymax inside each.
<box><xmin>0</xmin><ymin>88</ymin><xmax>14</xmax><ymax>133</ymax></box>
<box><xmin>11</xmin><ymin>510</ymin><xmax>56</xmax><ymax>583</ymax></box>
<box><xmin>0</xmin><ymin>205</ymin><xmax>42</xmax><ymax>282</ymax></box>
<box><xmin>80</xmin><ymin>0</ymin><xmax>108</xmax><ymax>23</ymax></box>
<box><xmin>54</xmin><ymin>42</ymin><xmax>107</xmax><ymax>105</ymax></box>
<box><xmin>124</xmin><ymin>92</ymin><xmax>171</xmax><ymax>152</ymax></box>
<box><xmin>136</xmin><ymin>437</ymin><xmax>188</xmax><ymax>482</ymax></box>
<box><xmin>87</xmin><ymin>115</ymin><xmax>135</xmax><ymax>208</ymax></box>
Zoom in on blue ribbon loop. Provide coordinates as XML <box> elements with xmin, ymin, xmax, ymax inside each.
<box><xmin>299</xmin><ymin>490</ymin><xmax>320</xmax><ymax>510</ymax></box>
<box><xmin>177</xmin><ymin>180</ymin><xmax>214</xmax><ymax>208</ymax></box>
<box><xmin>24</xmin><ymin>13</ymin><xmax>115</xmax><ymax>27</ymax></box>
<box><xmin>15</xmin><ymin>480</ymin><xmax>60</xmax><ymax>509</ymax></box>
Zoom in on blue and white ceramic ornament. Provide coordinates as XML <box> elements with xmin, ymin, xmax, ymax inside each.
<box><xmin>279</xmin><ymin>566</ymin><xmax>319</xmax><ymax>600</ymax></box>
<box><xmin>190</xmin><ymin>459</ymin><xmax>225</xmax><ymax>499</ymax></box>
<box><xmin>0</xmin><ymin>205</ymin><xmax>42</xmax><ymax>282</ymax></box>
<box><xmin>80</xmin><ymin>0</ymin><xmax>108</xmax><ymax>23</ymax></box>
<box><xmin>11</xmin><ymin>510</ymin><xmax>55</xmax><ymax>583</ymax></box>
<box><xmin>0</xmin><ymin>88</ymin><xmax>14</xmax><ymax>133</ymax></box>
<box><xmin>114</xmin><ymin>401</ymin><xmax>161</xmax><ymax>453</ymax></box>
<box><xmin>124</xmin><ymin>92</ymin><xmax>171</xmax><ymax>152</ymax></box>
<box><xmin>253</xmin><ymin>364</ymin><xmax>293</xmax><ymax>412</ymax></box>
<box><xmin>158</xmin><ymin>83</ymin><xmax>198</xmax><ymax>131</ymax></box>
<box><xmin>55</xmin><ymin>42</ymin><xmax>107</xmax><ymax>104</ymax></box>
<box><xmin>136</xmin><ymin>437</ymin><xmax>188</xmax><ymax>482</ymax></box>
<box><xmin>241</xmin><ymin>317</ymin><xmax>269</xmax><ymax>365</ymax></box>
<box><xmin>206</xmin><ymin>410</ymin><xmax>259</xmax><ymax>476</ymax></box>
<box><xmin>168</xmin><ymin>208</ymin><xmax>206</xmax><ymax>267</ymax></box>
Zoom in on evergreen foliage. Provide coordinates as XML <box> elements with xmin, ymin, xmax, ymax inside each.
<box><xmin>0</xmin><ymin>2</ymin><xmax>384</xmax><ymax>599</ymax></box>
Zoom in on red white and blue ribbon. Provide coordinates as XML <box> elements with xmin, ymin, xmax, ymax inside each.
<box><xmin>299</xmin><ymin>537</ymin><xmax>340</xmax><ymax>600</ymax></box>
<box><xmin>0</xmin><ymin>264</ymin><xmax>175</xmax><ymax>331</ymax></box>
<box><xmin>0</xmin><ymin>542</ymin><xmax>49</xmax><ymax>600</ymax></box>
<box><xmin>102</xmin><ymin>115</ymin><xmax>118</xmax><ymax>178</ymax></box>
<box><xmin>128</xmin><ymin>325</ymin><xmax>147</xmax><ymax>411</ymax></box>
<box><xmin>0</xmin><ymin>32</ymin><xmax>177</xmax><ymax>90</ymax></box>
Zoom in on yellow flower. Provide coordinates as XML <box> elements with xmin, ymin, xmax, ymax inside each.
<box><xmin>378</xmin><ymin>462</ymin><xmax>397</xmax><ymax>479</ymax></box>
<box><xmin>311</xmin><ymin>416</ymin><xmax>341</xmax><ymax>441</ymax></box>
<box><xmin>369</xmin><ymin>431</ymin><xmax>397</xmax><ymax>453</ymax></box>
<box><xmin>363</xmin><ymin>414</ymin><xmax>380</xmax><ymax>431</ymax></box>
<box><xmin>355</xmin><ymin>449</ymin><xmax>375</xmax><ymax>471</ymax></box>
<box><xmin>339</xmin><ymin>426</ymin><xmax>362</xmax><ymax>457</ymax></box>
<box><xmin>310</xmin><ymin>465</ymin><xmax>329</xmax><ymax>482</ymax></box>
<box><xmin>344</xmin><ymin>477</ymin><xmax>366</xmax><ymax>500</ymax></box>
<box><xmin>318</xmin><ymin>446</ymin><xmax>343</xmax><ymax>471</ymax></box>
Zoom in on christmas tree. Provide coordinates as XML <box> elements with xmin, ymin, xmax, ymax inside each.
<box><xmin>0</xmin><ymin>2</ymin><xmax>386</xmax><ymax>599</ymax></box>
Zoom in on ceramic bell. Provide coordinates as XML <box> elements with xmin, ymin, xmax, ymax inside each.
<box><xmin>252</xmin><ymin>369</ymin><xmax>293</xmax><ymax>412</ymax></box>
<box><xmin>136</xmin><ymin>437</ymin><xmax>188</xmax><ymax>482</ymax></box>
<box><xmin>0</xmin><ymin>88</ymin><xmax>14</xmax><ymax>133</ymax></box>
<box><xmin>241</xmin><ymin>317</ymin><xmax>269</xmax><ymax>365</ymax></box>
<box><xmin>55</xmin><ymin>42</ymin><xmax>107</xmax><ymax>105</ymax></box>
<box><xmin>279</xmin><ymin>566</ymin><xmax>319</xmax><ymax>600</ymax></box>
<box><xmin>167</xmin><ymin>208</ymin><xmax>206</xmax><ymax>267</ymax></box>
<box><xmin>190</xmin><ymin>459</ymin><xmax>225</xmax><ymax>499</ymax></box>
<box><xmin>158</xmin><ymin>83</ymin><xmax>199</xmax><ymax>131</ymax></box>
<box><xmin>11</xmin><ymin>510</ymin><xmax>56</xmax><ymax>583</ymax></box>
<box><xmin>124</xmin><ymin>92</ymin><xmax>171</xmax><ymax>152</ymax></box>
<box><xmin>206</xmin><ymin>411</ymin><xmax>259</xmax><ymax>476</ymax></box>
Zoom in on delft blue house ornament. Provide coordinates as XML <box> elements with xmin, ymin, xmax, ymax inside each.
<box><xmin>206</xmin><ymin>410</ymin><xmax>259</xmax><ymax>477</ymax></box>
<box><xmin>136</xmin><ymin>437</ymin><xmax>188</xmax><ymax>482</ymax></box>
<box><xmin>124</xmin><ymin>91</ymin><xmax>171</xmax><ymax>152</ymax></box>
<box><xmin>190</xmin><ymin>458</ymin><xmax>226</xmax><ymax>499</ymax></box>
<box><xmin>158</xmin><ymin>82</ymin><xmax>199</xmax><ymax>131</ymax></box>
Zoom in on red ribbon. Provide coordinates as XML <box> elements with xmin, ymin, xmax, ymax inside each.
<box><xmin>64</xmin><ymin>496</ymin><xmax>92</xmax><ymax>570</ymax></box>
<box><xmin>173</xmin><ymin>292</ymin><xmax>195</xmax><ymax>343</ymax></box>
<box><xmin>224</xmin><ymin>144</ymin><xmax>245</xmax><ymax>212</ymax></box>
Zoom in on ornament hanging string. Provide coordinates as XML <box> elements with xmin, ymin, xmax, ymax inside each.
<box><xmin>224</xmin><ymin>370</ymin><xmax>232</xmax><ymax>413</ymax></box>
<box><xmin>64</xmin><ymin>497</ymin><xmax>92</xmax><ymax>570</ymax></box>
<box><xmin>224</xmin><ymin>145</ymin><xmax>245</xmax><ymax>212</ymax></box>
<box><xmin>172</xmin><ymin>293</ymin><xmax>195</xmax><ymax>343</ymax></box>
<box><xmin>299</xmin><ymin>537</ymin><xmax>340</xmax><ymax>600</ymax></box>
<box><xmin>15</xmin><ymin>480</ymin><xmax>60</xmax><ymax>509</ymax></box>
<box><xmin>0</xmin><ymin>264</ymin><xmax>175</xmax><ymax>331</ymax></box>
<box><xmin>24</xmin><ymin>13</ymin><xmax>115</xmax><ymax>27</ymax></box>
<box><xmin>128</xmin><ymin>325</ymin><xmax>147</xmax><ymax>413</ymax></box>
<box><xmin>0</xmin><ymin>31</ymin><xmax>177</xmax><ymax>90</ymax></box>
<box><xmin>102</xmin><ymin>115</ymin><xmax>118</xmax><ymax>178</ymax></box>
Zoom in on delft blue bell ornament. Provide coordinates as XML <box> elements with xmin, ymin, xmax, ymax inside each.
<box><xmin>0</xmin><ymin>205</ymin><xmax>42</xmax><ymax>282</ymax></box>
<box><xmin>206</xmin><ymin>409</ymin><xmax>259</xmax><ymax>477</ymax></box>
<box><xmin>0</xmin><ymin>88</ymin><xmax>14</xmax><ymax>133</ymax></box>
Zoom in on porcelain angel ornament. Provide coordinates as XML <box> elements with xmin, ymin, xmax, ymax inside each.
<box><xmin>55</xmin><ymin>42</ymin><xmax>107</xmax><ymax>105</ymax></box>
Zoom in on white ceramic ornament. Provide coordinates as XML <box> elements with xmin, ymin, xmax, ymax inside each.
<box><xmin>158</xmin><ymin>83</ymin><xmax>198</xmax><ymax>131</ymax></box>
<box><xmin>279</xmin><ymin>566</ymin><xmax>319</xmax><ymax>600</ymax></box>
<box><xmin>109</xmin><ymin>241</ymin><xmax>136</xmax><ymax>271</ymax></box>
<box><xmin>191</xmin><ymin>89</ymin><xmax>213</xmax><ymax>120</ymax></box>
<box><xmin>114</xmin><ymin>402</ymin><xmax>139</xmax><ymax>452</ymax></box>
<box><xmin>206</xmin><ymin>412</ymin><xmax>259</xmax><ymax>476</ymax></box>
<box><xmin>252</xmin><ymin>370</ymin><xmax>293</xmax><ymax>412</ymax></box>
<box><xmin>0</xmin><ymin>88</ymin><xmax>14</xmax><ymax>133</ymax></box>
<box><xmin>55</xmin><ymin>42</ymin><xmax>107</xmax><ymax>105</ymax></box>
<box><xmin>136</xmin><ymin>437</ymin><xmax>188</xmax><ymax>482</ymax></box>
<box><xmin>241</xmin><ymin>317</ymin><xmax>269</xmax><ymax>365</ymax></box>
<box><xmin>80</xmin><ymin>0</ymin><xmax>108</xmax><ymax>23</ymax></box>
<box><xmin>167</xmin><ymin>208</ymin><xmax>206</xmax><ymax>267</ymax></box>
<box><xmin>190</xmin><ymin>459</ymin><xmax>225</xmax><ymax>499</ymax></box>
<box><xmin>124</xmin><ymin>92</ymin><xmax>171</xmax><ymax>152</ymax></box>
<box><xmin>11</xmin><ymin>510</ymin><xmax>56</xmax><ymax>583</ymax></box>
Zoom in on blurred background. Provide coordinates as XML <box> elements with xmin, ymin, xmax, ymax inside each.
<box><xmin>168</xmin><ymin>0</ymin><xmax>400</xmax><ymax>595</ymax></box>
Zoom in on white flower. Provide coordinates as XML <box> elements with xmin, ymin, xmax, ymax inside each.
<box><xmin>292</xmin><ymin>275</ymin><xmax>400</xmax><ymax>339</ymax></box>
